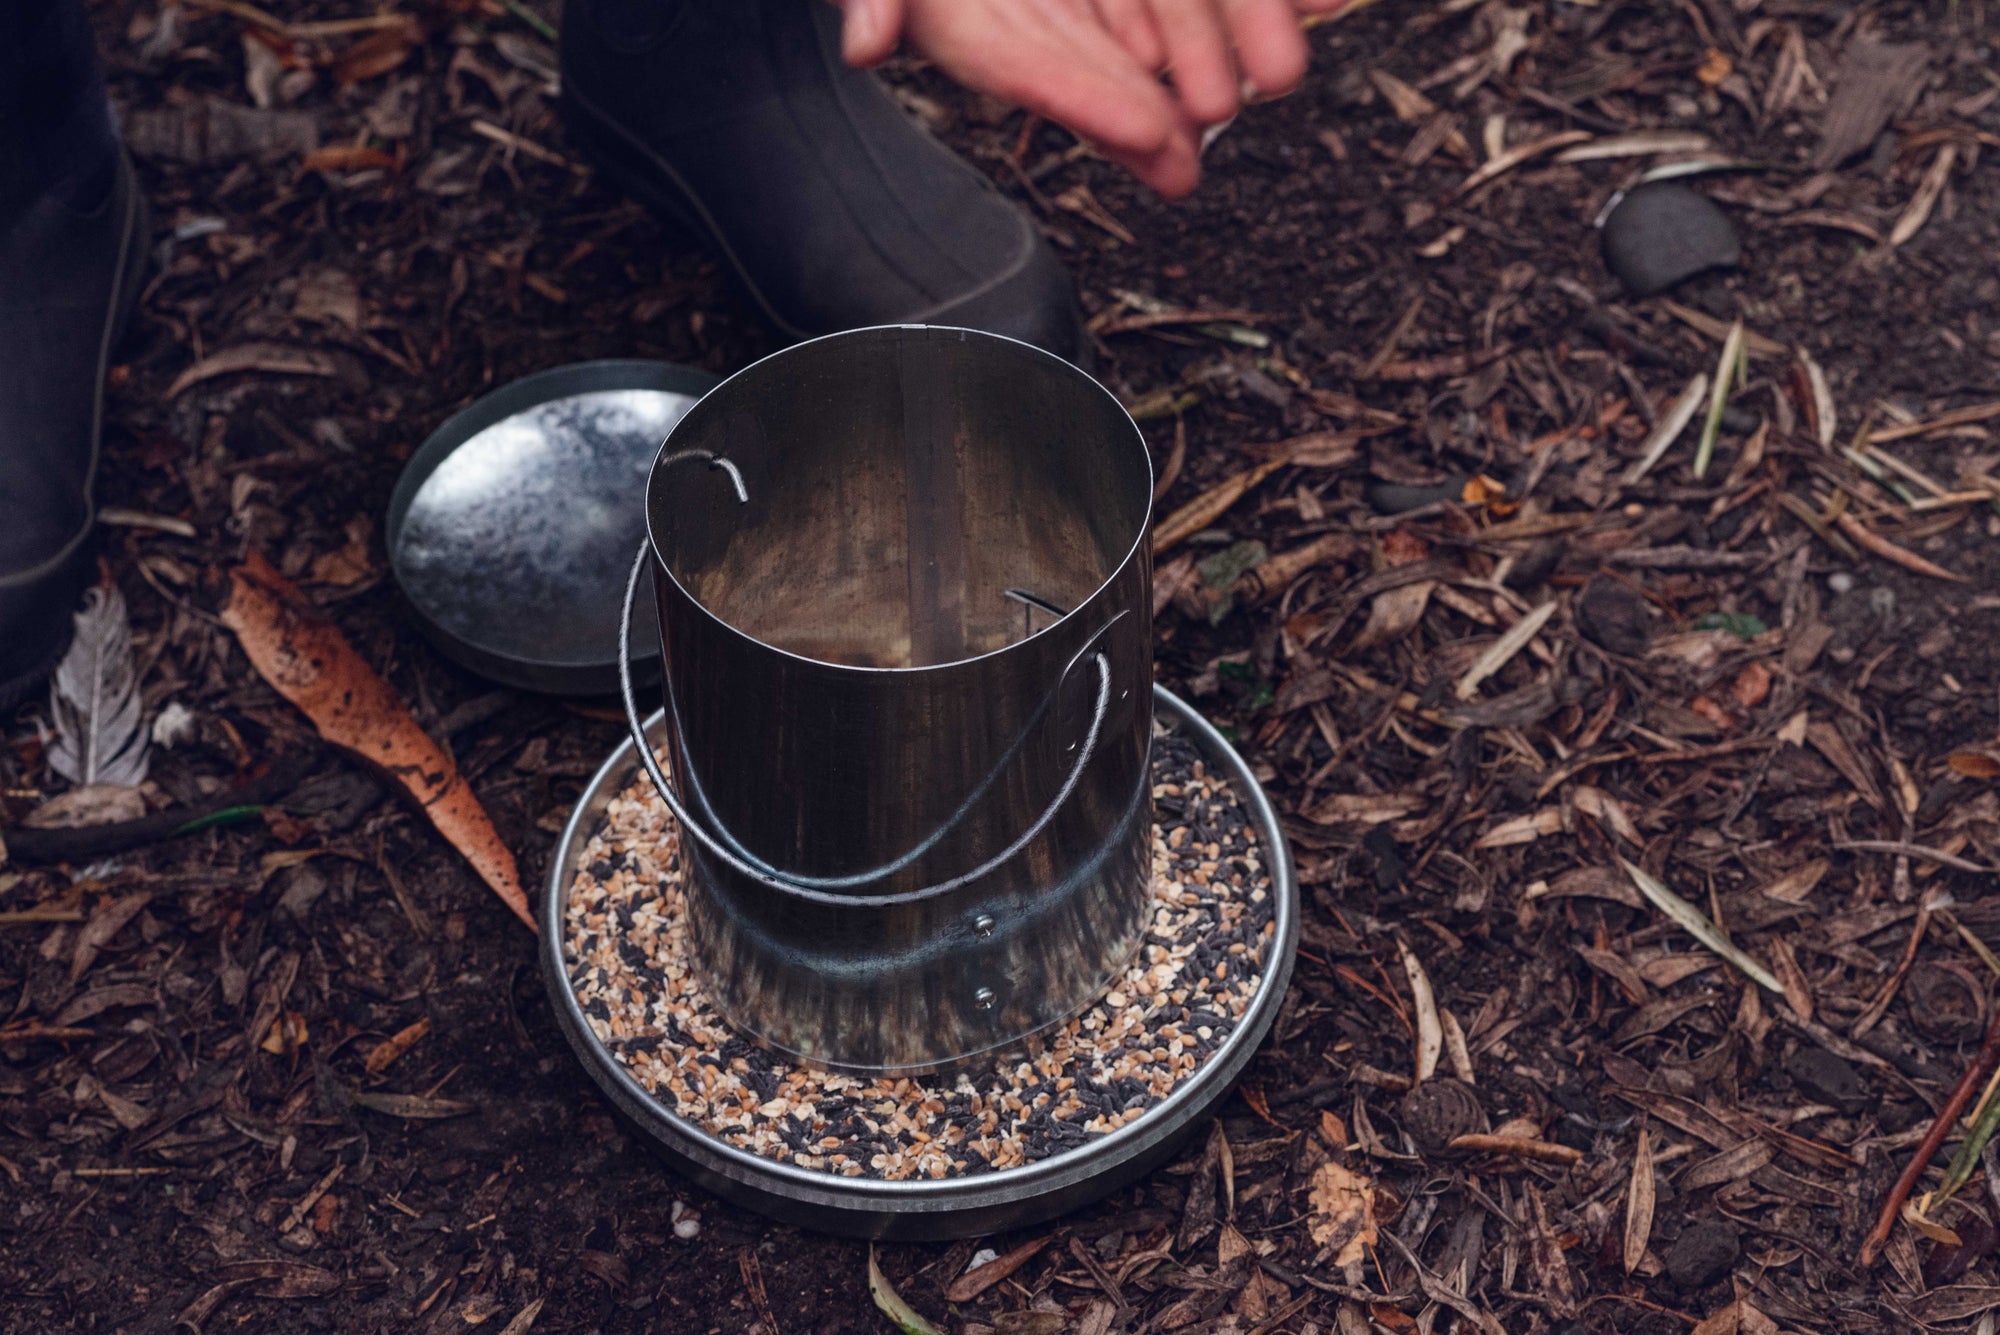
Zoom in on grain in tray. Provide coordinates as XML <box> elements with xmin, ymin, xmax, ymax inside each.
<box><xmin>562</xmin><ymin>730</ymin><xmax>1275</xmax><ymax>1181</ymax></box>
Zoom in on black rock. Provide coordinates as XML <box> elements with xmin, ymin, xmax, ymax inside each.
<box><xmin>1785</xmin><ymin>1045</ymin><xmax>1865</xmax><ymax>1109</ymax></box>
<box><xmin>1576</xmin><ymin>574</ymin><xmax>1651</xmax><ymax>656</ymax></box>
<box><xmin>1366</xmin><ymin>477</ymin><xmax>1468</xmax><ymax>515</ymax></box>
<box><xmin>1600</xmin><ymin>183</ymin><xmax>1742</xmax><ymax>297</ymax></box>
<box><xmin>1362</xmin><ymin>824</ymin><xmax>1407</xmax><ymax>889</ymax></box>
<box><xmin>1665</xmin><ymin>1221</ymin><xmax>1741</xmax><ymax>1289</ymax></box>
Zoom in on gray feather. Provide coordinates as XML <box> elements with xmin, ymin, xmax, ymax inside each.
<box><xmin>45</xmin><ymin>586</ymin><xmax>150</xmax><ymax>788</ymax></box>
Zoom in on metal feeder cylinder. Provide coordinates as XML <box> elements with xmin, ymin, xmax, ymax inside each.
<box><xmin>619</xmin><ymin>325</ymin><xmax>1156</xmax><ymax>1074</ymax></box>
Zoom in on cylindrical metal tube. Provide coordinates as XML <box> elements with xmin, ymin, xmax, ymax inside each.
<box><xmin>638</xmin><ymin>326</ymin><xmax>1155</xmax><ymax>1072</ymax></box>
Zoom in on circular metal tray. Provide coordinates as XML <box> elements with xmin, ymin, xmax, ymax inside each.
<box><xmin>386</xmin><ymin>360</ymin><xmax>718</xmax><ymax>695</ymax></box>
<box><xmin>540</xmin><ymin>685</ymin><xmax>1299</xmax><ymax>1239</ymax></box>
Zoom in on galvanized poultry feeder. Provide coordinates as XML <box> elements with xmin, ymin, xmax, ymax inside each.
<box><xmin>540</xmin><ymin>327</ymin><xmax>1298</xmax><ymax>1238</ymax></box>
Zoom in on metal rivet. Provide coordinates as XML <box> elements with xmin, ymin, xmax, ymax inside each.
<box><xmin>972</xmin><ymin>913</ymin><xmax>996</xmax><ymax>938</ymax></box>
<box><xmin>973</xmin><ymin>986</ymin><xmax>996</xmax><ymax>1010</ymax></box>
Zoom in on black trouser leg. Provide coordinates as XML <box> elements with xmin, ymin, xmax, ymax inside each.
<box><xmin>0</xmin><ymin>0</ymin><xmax>120</xmax><ymax>223</ymax></box>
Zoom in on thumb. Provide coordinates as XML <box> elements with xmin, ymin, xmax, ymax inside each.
<box><xmin>831</xmin><ymin>0</ymin><xmax>905</xmax><ymax>66</ymax></box>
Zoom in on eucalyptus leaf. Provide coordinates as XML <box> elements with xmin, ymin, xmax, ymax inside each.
<box><xmin>1622</xmin><ymin>859</ymin><xmax>1783</xmax><ymax>994</ymax></box>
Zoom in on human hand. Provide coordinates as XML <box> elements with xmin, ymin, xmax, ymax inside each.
<box><xmin>832</xmin><ymin>0</ymin><xmax>1343</xmax><ymax>197</ymax></box>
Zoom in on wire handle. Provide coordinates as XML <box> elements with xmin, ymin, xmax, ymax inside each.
<box><xmin>618</xmin><ymin>542</ymin><xmax>1115</xmax><ymax>904</ymax></box>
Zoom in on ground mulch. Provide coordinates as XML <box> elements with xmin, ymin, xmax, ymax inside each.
<box><xmin>6</xmin><ymin>0</ymin><xmax>2000</xmax><ymax>1331</ymax></box>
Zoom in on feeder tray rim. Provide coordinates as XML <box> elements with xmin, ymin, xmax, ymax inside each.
<box><xmin>541</xmin><ymin>684</ymin><xmax>1297</xmax><ymax>1219</ymax></box>
<box><xmin>640</xmin><ymin>323</ymin><xmax>1156</xmax><ymax>679</ymax></box>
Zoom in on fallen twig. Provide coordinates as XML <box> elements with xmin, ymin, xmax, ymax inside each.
<box><xmin>4</xmin><ymin>753</ymin><xmax>317</xmax><ymax>864</ymax></box>
<box><xmin>1861</xmin><ymin>999</ymin><xmax>2000</xmax><ymax>1264</ymax></box>
<box><xmin>1833</xmin><ymin>513</ymin><xmax>1964</xmax><ymax>581</ymax></box>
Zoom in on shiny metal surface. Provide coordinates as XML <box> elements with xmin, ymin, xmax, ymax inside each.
<box><xmin>637</xmin><ymin>326</ymin><xmax>1155</xmax><ymax>1072</ymax></box>
<box><xmin>541</xmin><ymin>688</ymin><xmax>1300</xmax><ymax>1240</ymax></box>
<box><xmin>386</xmin><ymin>360</ymin><xmax>717</xmax><ymax>694</ymax></box>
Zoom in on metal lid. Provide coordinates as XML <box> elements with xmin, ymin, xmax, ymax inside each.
<box><xmin>386</xmin><ymin>360</ymin><xmax>719</xmax><ymax>695</ymax></box>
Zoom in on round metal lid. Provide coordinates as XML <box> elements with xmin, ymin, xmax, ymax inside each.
<box><xmin>387</xmin><ymin>360</ymin><xmax>719</xmax><ymax>695</ymax></box>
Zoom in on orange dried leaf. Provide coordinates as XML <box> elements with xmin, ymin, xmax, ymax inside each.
<box><xmin>1380</xmin><ymin>529</ymin><xmax>1429</xmax><ymax>565</ymax></box>
<box><xmin>1949</xmin><ymin>749</ymin><xmax>2000</xmax><ymax>779</ymax></box>
<box><xmin>1152</xmin><ymin>459</ymin><xmax>1285</xmax><ymax>553</ymax></box>
<box><xmin>1730</xmin><ymin>661</ymin><xmax>1772</xmax><ymax>710</ymax></box>
<box><xmin>1690</xmin><ymin>695</ymin><xmax>1736</xmax><ymax>731</ymax></box>
<box><xmin>1320</xmin><ymin>1109</ymin><xmax>1349</xmax><ymax>1148</ymax></box>
<box><xmin>301</xmin><ymin>144</ymin><xmax>398</xmax><ymax>174</ymax></box>
<box><xmin>364</xmin><ymin>1016</ymin><xmax>432</xmax><ymax>1075</ymax></box>
<box><xmin>221</xmin><ymin>552</ymin><xmax>534</xmax><ymax>931</ymax></box>
<box><xmin>332</xmin><ymin>22</ymin><xmax>418</xmax><ymax>85</ymax></box>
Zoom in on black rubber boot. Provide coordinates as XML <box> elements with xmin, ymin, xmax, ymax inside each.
<box><xmin>0</xmin><ymin>152</ymin><xmax>149</xmax><ymax>709</ymax></box>
<box><xmin>559</xmin><ymin>0</ymin><xmax>1084</xmax><ymax>362</ymax></box>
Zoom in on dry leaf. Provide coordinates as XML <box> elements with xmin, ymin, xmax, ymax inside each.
<box><xmin>1455</xmin><ymin>601</ymin><xmax>1558</xmax><ymax>700</ymax></box>
<box><xmin>1691</xmin><ymin>1303</ymin><xmax>1741</xmax><ymax>1335</ymax></box>
<box><xmin>1758</xmin><ymin>858</ymin><xmax>1828</xmax><ymax>903</ymax></box>
<box><xmin>1153</xmin><ymin>460</ymin><xmax>1285</xmax><ymax>552</ymax></box>
<box><xmin>1320</xmin><ymin>1109</ymin><xmax>1350</xmax><ymax>1148</ymax></box>
<box><xmin>1473</xmin><ymin>807</ymin><xmax>1563</xmax><ymax>848</ymax></box>
<box><xmin>301</xmin><ymin>144</ymin><xmax>398</xmax><ymax>174</ymax></box>
<box><xmin>348</xmin><ymin>1090</ymin><xmax>475</xmax><ymax>1119</ymax></box>
<box><xmin>70</xmin><ymin>891</ymin><xmax>153</xmax><ymax>983</ymax></box>
<box><xmin>363</xmin><ymin>1016</ymin><xmax>431</xmax><ymax>1075</ymax></box>
<box><xmin>222</xmin><ymin>552</ymin><xmax>534</xmax><ymax>930</ymax></box>
<box><xmin>1622</xmin><ymin>859</ymin><xmax>1783</xmax><ymax>993</ymax></box>
<box><xmin>332</xmin><ymin>20</ymin><xmax>419</xmax><ymax>85</ymax></box>
<box><xmin>1397</xmin><ymin>938</ymin><xmax>1442</xmax><ymax>1084</ymax></box>
<box><xmin>1769</xmin><ymin>935</ymin><xmax>1814</xmax><ymax>1021</ymax></box>
<box><xmin>308</xmin><ymin>516</ymin><xmax>375</xmax><ymax>586</ymax></box>
<box><xmin>1949</xmin><ymin>748</ymin><xmax>2000</xmax><ymax>779</ymax></box>
<box><xmin>1571</xmin><ymin>785</ymin><xmax>1640</xmax><ymax>844</ymax></box>
<box><xmin>167</xmin><ymin>343</ymin><xmax>345</xmax><ymax>398</ymax></box>
<box><xmin>1730</xmin><ymin>662</ymin><xmax>1772</xmax><ymax>709</ymax></box>
<box><xmin>1348</xmin><ymin>581</ymin><xmax>1435</xmax><ymax>652</ymax></box>
<box><xmin>1624</xmin><ymin>1127</ymin><xmax>1654</xmax><ymax>1274</ymax></box>
<box><xmin>1307</xmin><ymin>791</ymin><xmax>1424</xmax><ymax>826</ymax></box>
<box><xmin>1307</xmin><ymin>1161</ymin><xmax>1379</xmax><ymax>1265</ymax></box>
<box><xmin>943</xmin><ymin>1236</ymin><xmax>1050</xmax><ymax>1303</ymax></box>
<box><xmin>22</xmin><ymin>783</ymin><xmax>147</xmax><ymax>830</ymax></box>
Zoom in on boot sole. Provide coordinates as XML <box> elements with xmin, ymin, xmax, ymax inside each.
<box><xmin>0</xmin><ymin>159</ymin><xmax>152</xmax><ymax>712</ymax></box>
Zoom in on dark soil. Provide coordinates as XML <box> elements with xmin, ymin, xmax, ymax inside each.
<box><xmin>7</xmin><ymin>0</ymin><xmax>2000</xmax><ymax>1331</ymax></box>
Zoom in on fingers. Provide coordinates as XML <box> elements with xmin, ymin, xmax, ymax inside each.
<box><xmin>1222</xmin><ymin>0</ymin><xmax>1309</xmax><ymax>96</ymax></box>
<box><xmin>1102</xmin><ymin>134</ymin><xmax>1203</xmax><ymax>197</ymax></box>
<box><xmin>912</xmin><ymin>3</ymin><xmax>1185</xmax><ymax>157</ymax></box>
<box><xmin>1091</xmin><ymin>0</ymin><xmax>1168</xmax><ymax>71</ymax></box>
<box><xmin>1149</xmin><ymin>0</ymin><xmax>1242</xmax><ymax>124</ymax></box>
<box><xmin>832</xmin><ymin>0</ymin><xmax>906</xmax><ymax>66</ymax></box>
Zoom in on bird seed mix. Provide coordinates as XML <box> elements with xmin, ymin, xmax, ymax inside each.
<box><xmin>562</xmin><ymin>730</ymin><xmax>1276</xmax><ymax>1180</ymax></box>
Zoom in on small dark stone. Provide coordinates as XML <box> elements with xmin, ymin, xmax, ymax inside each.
<box><xmin>1785</xmin><ymin>1045</ymin><xmax>1865</xmax><ymax>1109</ymax></box>
<box><xmin>1665</xmin><ymin>1221</ymin><xmax>1741</xmax><ymax>1289</ymax></box>
<box><xmin>1366</xmin><ymin>477</ymin><xmax>1467</xmax><ymax>515</ymax></box>
<box><xmin>1362</xmin><ymin>824</ymin><xmax>1406</xmax><ymax>889</ymax></box>
<box><xmin>1600</xmin><ymin>183</ymin><xmax>1741</xmax><ymax>297</ymax></box>
<box><xmin>1719</xmin><ymin>404</ymin><xmax>1760</xmax><ymax>434</ymax></box>
<box><xmin>1577</xmin><ymin>574</ymin><xmax>1651</xmax><ymax>656</ymax></box>
<box><xmin>1503</xmin><ymin>538</ymin><xmax>1565</xmax><ymax>590</ymax></box>
<box><xmin>1397</xmin><ymin>1078</ymin><xmax>1489</xmax><ymax>1157</ymax></box>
